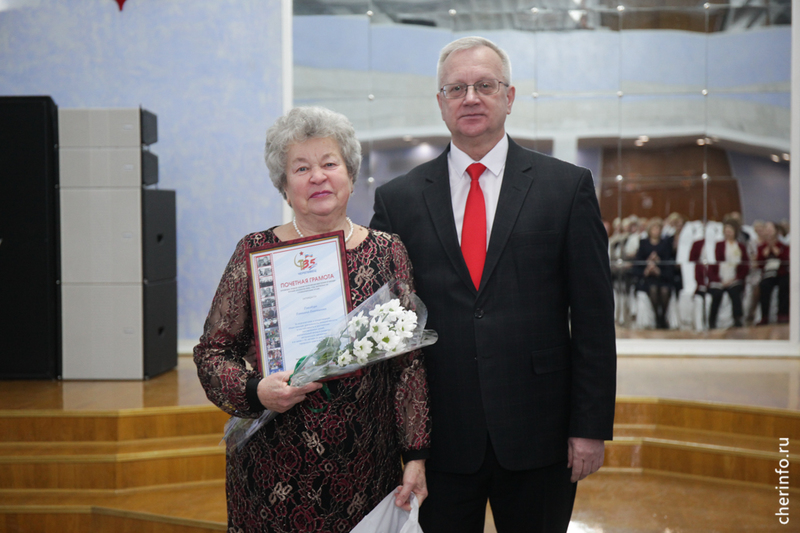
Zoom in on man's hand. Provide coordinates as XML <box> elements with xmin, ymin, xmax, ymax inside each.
<box><xmin>567</xmin><ymin>437</ymin><xmax>605</xmax><ymax>483</ymax></box>
<box><xmin>395</xmin><ymin>459</ymin><xmax>427</xmax><ymax>511</ymax></box>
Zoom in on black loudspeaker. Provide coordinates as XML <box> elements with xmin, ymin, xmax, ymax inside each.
<box><xmin>140</xmin><ymin>108</ymin><xmax>158</xmax><ymax>146</ymax></box>
<box><xmin>142</xmin><ymin>150</ymin><xmax>159</xmax><ymax>185</ymax></box>
<box><xmin>144</xmin><ymin>279</ymin><xmax>177</xmax><ymax>378</ymax></box>
<box><xmin>142</xmin><ymin>189</ymin><xmax>177</xmax><ymax>378</ymax></box>
<box><xmin>0</xmin><ymin>96</ymin><xmax>61</xmax><ymax>379</ymax></box>
<box><xmin>143</xmin><ymin>189</ymin><xmax>177</xmax><ymax>283</ymax></box>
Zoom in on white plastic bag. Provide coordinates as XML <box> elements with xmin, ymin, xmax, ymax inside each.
<box><xmin>350</xmin><ymin>491</ymin><xmax>423</xmax><ymax>533</ymax></box>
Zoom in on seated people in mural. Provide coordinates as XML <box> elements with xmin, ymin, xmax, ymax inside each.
<box><xmin>725</xmin><ymin>211</ymin><xmax>751</xmax><ymax>246</ymax></box>
<box><xmin>688</xmin><ymin>228</ymin><xmax>709</xmax><ymax>312</ymax></box>
<box><xmin>633</xmin><ymin>217</ymin><xmax>674</xmax><ymax>329</ymax></box>
<box><xmin>745</xmin><ymin>219</ymin><xmax>766</xmax><ymax>325</ymax></box>
<box><xmin>622</xmin><ymin>215</ymin><xmax>643</xmax><ymax>261</ymax></box>
<box><xmin>706</xmin><ymin>218</ymin><xmax>749</xmax><ymax>329</ymax></box>
<box><xmin>664</xmin><ymin>212</ymin><xmax>687</xmax><ymax>301</ymax></box>
<box><xmin>777</xmin><ymin>219</ymin><xmax>790</xmax><ymax>245</ymax></box>
<box><xmin>609</xmin><ymin>217</ymin><xmax>631</xmax><ymax>325</ymax></box>
<box><xmin>615</xmin><ymin>215</ymin><xmax>643</xmax><ymax>326</ymax></box>
<box><xmin>608</xmin><ymin>217</ymin><xmax>626</xmax><ymax>264</ymax></box>
<box><xmin>756</xmin><ymin>221</ymin><xmax>790</xmax><ymax>325</ymax></box>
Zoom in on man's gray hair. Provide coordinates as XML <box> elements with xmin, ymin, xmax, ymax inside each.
<box><xmin>264</xmin><ymin>106</ymin><xmax>362</xmax><ymax>197</ymax></box>
<box><xmin>437</xmin><ymin>36</ymin><xmax>512</xmax><ymax>90</ymax></box>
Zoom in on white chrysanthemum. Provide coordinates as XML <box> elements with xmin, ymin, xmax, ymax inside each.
<box><xmin>385</xmin><ymin>299</ymin><xmax>401</xmax><ymax>311</ymax></box>
<box><xmin>337</xmin><ymin>351</ymin><xmax>354</xmax><ymax>367</ymax></box>
<box><xmin>341</xmin><ymin>300</ymin><xmax>418</xmax><ymax>367</ymax></box>
<box><xmin>347</xmin><ymin>312</ymin><xmax>369</xmax><ymax>338</ymax></box>
<box><xmin>378</xmin><ymin>331</ymin><xmax>406</xmax><ymax>353</ymax></box>
<box><xmin>376</xmin><ymin>330</ymin><xmax>403</xmax><ymax>352</ymax></box>
<box><xmin>394</xmin><ymin>311</ymin><xmax>417</xmax><ymax>336</ymax></box>
<box><xmin>353</xmin><ymin>337</ymin><xmax>373</xmax><ymax>359</ymax></box>
<box><xmin>381</xmin><ymin>299</ymin><xmax>403</xmax><ymax>321</ymax></box>
<box><xmin>395</xmin><ymin>321</ymin><xmax>415</xmax><ymax>339</ymax></box>
<box><xmin>369</xmin><ymin>319</ymin><xmax>390</xmax><ymax>343</ymax></box>
<box><xmin>399</xmin><ymin>309</ymin><xmax>416</xmax><ymax>322</ymax></box>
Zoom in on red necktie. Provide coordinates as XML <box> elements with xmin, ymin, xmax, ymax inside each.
<box><xmin>461</xmin><ymin>163</ymin><xmax>487</xmax><ymax>290</ymax></box>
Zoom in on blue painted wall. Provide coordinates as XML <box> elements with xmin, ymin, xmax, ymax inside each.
<box><xmin>1</xmin><ymin>0</ymin><xmax>285</xmax><ymax>345</ymax></box>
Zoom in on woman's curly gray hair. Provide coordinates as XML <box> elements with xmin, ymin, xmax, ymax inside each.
<box><xmin>264</xmin><ymin>106</ymin><xmax>362</xmax><ymax>198</ymax></box>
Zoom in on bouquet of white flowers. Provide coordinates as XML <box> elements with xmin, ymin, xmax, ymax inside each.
<box><xmin>222</xmin><ymin>280</ymin><xmax>437</xmax><ymax>451</ymax></box>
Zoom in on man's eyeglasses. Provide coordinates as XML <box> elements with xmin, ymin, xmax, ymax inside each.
<box><xmin>439</xmin><ymin>79</ymin><xmax>509</xmax><ymax>99</ymax></box>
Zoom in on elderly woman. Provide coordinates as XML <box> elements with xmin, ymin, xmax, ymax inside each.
<box><xmin>194</xmin><ymin>106</ymin><xmax>430</xmax><ymax>532</ymax></box>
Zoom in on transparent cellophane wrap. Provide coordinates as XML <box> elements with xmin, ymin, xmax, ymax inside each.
<box><xmin>221</xmin><ymin>279</ymin><xmax>437</xmax><ymax>451</ymax></box>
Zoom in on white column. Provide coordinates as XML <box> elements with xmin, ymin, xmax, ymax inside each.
<box><xmin>790</xmin><ymin>0</ymin><xmax>799</xmax><ymax>346</ymax></box>
<box><xmin>552</xmin><ymin>136</ymin><xmax>579</xmax><ymax>165</ymax></box>
<box><xmin>281</xmin><ymin>0</ymin><xmax>294</xmax><ymax>225</ymax></box>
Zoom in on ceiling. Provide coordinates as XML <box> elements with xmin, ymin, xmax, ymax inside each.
<box><xmin>294</xmin><ymin>0</ymin><xmax>790</xmax><ymax>32</ymax></box>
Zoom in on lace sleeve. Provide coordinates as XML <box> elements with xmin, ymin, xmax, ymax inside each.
<box><xmin>389</xmin><ymin>235</ymin><xmax>431</xmax><ymax>456</ymax></box>
<box><xmin>193</xmin><ymin>237</ymin><xmax>262</xmax><ymax>418</ymax></box>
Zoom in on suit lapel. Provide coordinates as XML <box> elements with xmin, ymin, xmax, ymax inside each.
<box><xmin>422</xmin><ymin>139</ymin><xmax>537</xmax><ymax>295</ymax></box>
<box><xmin>479</xmin><ymin>139</ymin><xmax>535</xmax><ymax>293</ymax></box>
<box><xmin>422</xmin><ymin>149</ymin><xmax>477</xmax><ymax>292</ymax></box>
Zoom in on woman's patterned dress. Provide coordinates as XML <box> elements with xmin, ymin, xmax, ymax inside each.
<box><xmin>194</xmin><ymin>228</ymin><xmax>430</xmax><ymax>532</ymax></box>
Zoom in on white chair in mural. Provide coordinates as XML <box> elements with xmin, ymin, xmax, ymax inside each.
<box><xmin>675</xmin><ymin>221</ymin><xmax>704</xmax><ymax>330</ymax></box>
<box><xmin>634</xmin><ymin>290</ymin><xmax>679</xmax><ymax>329</ymax></box>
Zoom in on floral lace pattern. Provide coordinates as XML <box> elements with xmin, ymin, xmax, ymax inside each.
<box><xmin>193</xmin><ymin>228</ymin><xmax>430</xmax><ymax>532</ymax></box>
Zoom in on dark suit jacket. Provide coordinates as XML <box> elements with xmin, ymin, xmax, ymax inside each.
<box><xmin>370</xmin><ymin>137</ymin><xmax>617</xmax><ymax>474</ymax></box>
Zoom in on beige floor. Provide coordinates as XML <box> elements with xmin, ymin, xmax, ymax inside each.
<box><xmin>482</xmin><ymin>471</ymin><xmax>782</xmax><ymax>533</ymax></box>
<box><xmin>3</xmin><ymin>354</ymin><xmax>798</xmax><ymax>532</ymax></box>
<box><xmin>5</xmin><ymin>352</ymin><xmax>798</xmax><ymax>413</ymax></box>
<box><xmin>569</xmin><ymin>472</ymin><xmax>781</xmax><ymax>533</ymax></box>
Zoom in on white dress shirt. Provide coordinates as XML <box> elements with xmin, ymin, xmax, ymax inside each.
<box><xmin>448</xmin><ymin>136</ymin><xmax>509</xmax><ymax>248</ymax></box>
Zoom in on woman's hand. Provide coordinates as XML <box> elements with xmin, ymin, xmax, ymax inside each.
<box><xmin>256</xmin><ymin>371</ymin><xmax>323</xmax><ymax>413</ymax></box>
<box><xmin>395</xmin><ymin>459</ymin><xmax>427</xmax><ymax>511</ymax></box>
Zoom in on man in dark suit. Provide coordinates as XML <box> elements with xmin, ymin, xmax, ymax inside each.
<box><xmin>371</xmin><ymin>37</ymin><xmax>617</xmax><ymax>532</ymax></box>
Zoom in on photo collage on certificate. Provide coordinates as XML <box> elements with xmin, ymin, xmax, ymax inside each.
<box><xmin>256</xmin><ymin>255</ymin><xmax>284</xmax><ymax>374</ymax></box>
<box><xmin>248</xmin><ymin>233</ymin><xmax>350</xmax><ymax>378</ymax></box>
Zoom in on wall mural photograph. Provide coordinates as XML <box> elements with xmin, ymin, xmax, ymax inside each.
<box><xmin>293</xmin><ymin>0</ymin><xmax>793</xmax><ymax>343</ymax></box>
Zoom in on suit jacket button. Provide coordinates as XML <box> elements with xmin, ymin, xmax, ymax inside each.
<box><xmin>474</xmin><ymin>308</ymin><xmax>484</xmax><ymax>319</ymax></box>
